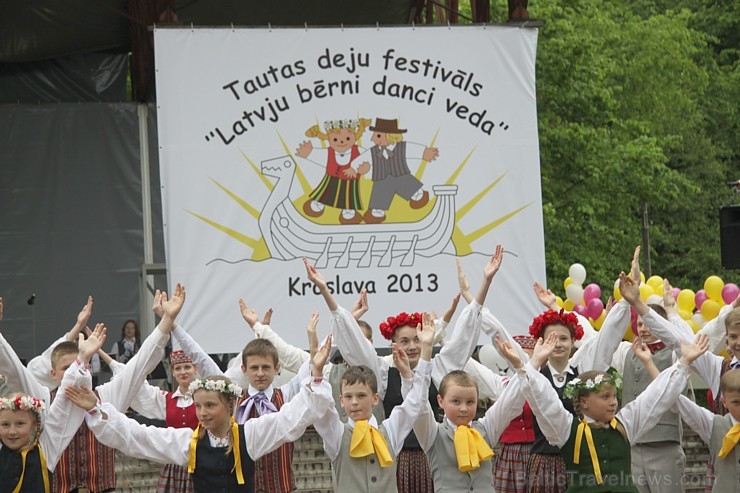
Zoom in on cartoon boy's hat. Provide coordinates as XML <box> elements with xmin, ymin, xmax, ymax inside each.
<box><xmin>513</xmin><ymin>335</ymin><xmax>537</xmax><ymax>350</ymax></box>
<box><xmin>369</xmin><ymin>118</ymin><xmax>407</xmax><ymax>134</ymax></box>
<box><xmin>170</xmin><ymin>350</ymin><xmax>192</xmax><ymax>366</ymax></box>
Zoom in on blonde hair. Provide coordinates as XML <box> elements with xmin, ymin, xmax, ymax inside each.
<box><xmin>720</xmin><ymin>369</ymin><xmax>740</xmax><ymax>395</ymax></box>
<box><xmin>0</xmin><ymin>392</ymin><xmax>42</xmax><ymax>451</ymax></box>
<box><xmin>193</xmin><ymin>376</ymin><xmax>239</xmax><ymax>455</ymax></box>
<box><xmin>438</xmin><ymin>370</ymin><xmax>478</xmax><ymax>399</ymax></box>
<box><xmin>386</xmin><ymin>132</ymin><xmax>404</xmax><ymax>144</ymax></box>
<box><xmin>570</xmin><ymin>371</ymin><xmax>628</xmax><ymax>442</ymax></box>
<box><xmin>726</xmin><ymin>308</ymin><xmax>740</xmax><ymax>334</ymax></box>
<box><xmin>305</xmin><ymin>118</ymin><xmax>371</xmax><ymax>142</ymax></box>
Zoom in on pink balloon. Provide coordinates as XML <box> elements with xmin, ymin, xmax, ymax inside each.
<box><xmin>630</xmin><ymin>307</ymin><xmax>639</xmax><ymax>336</ymax></box>
<box><xmin>671</xmin><ymin>287</ymin><xmax>681</xmax><ymax>299</ymax></box>
<box><xmin>587</xmin><ymin>298</ymin><xmax>604</xmax><ymax>320</ymax></box>
<box><xmin>573</xmin><ymin>304</ymin><xmax>588</xmax><ymax>317</ymax></box>
<box><xmin>722</xmin><ymin>283</ymin><xmax>740</xmax><ymax>305</ymax></box>
<box><xmin>583</xmin><ymin>283</ymin><xmax>602</xmax><ymax>303</ymax></box>
<box><xmin>695</xmin><ymin>290</ymin><xmax>708</xmax><ymax>310</ymax></box>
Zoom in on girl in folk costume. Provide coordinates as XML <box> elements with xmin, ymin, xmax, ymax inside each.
<box><xmin>306</xmin><ymin>246</ymin><xmax>506</xmax><ymax>493</ymax></box>
<box><xmin>64</xmin><ymin>332</ymin><xmax>336</xmax><ymax>493</ymax></box>
<box><xmin>517</xmin><ymin>328</ymin><xmax>709</xmax><ymax>493</ymax></box>
<box><xmin>295</xmin><ymin>118</ymin><xmax>372</xmax><ymax>224</ymax></box>
<box><xmin>0</xmin><ymin>319</ymin><xmax>105</xmax><ymax>493</ymax></box>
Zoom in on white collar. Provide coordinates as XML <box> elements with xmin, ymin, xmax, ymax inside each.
<box><xmin>443</xmin><ymin>416</ymin><xmax>473</xmax><ymax>431</ymax></box>
<box><xmin>547</xmin><ymin>361</ymin><xmax>575</xmax><ymax>376</ymax></box>
<box><xmin>347</xmin><ymin>414</ymin><xmax>379</xmax><ymax>430</ymax></box>
<box><xmin>246</xmin><ymin>384</ymin><xmax>274</xmax><ymax>401</ymax></box>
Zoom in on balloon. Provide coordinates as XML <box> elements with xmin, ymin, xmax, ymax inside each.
<box><xmin>573</xmin><ymin>304</ymin><xmax>588</xmax><ymax>317</ymax></box>
<box><xmin>677</xmin><ymin>289</ymin><xmax>696</xmax><ymax>312</ymax></box>
<box><xmin>613</xmin><ymin>279</ymin><xmax>623</xmax><ymax>301</ymax></box>
<box><xmin>478</xmin><ymin>344</ymin><xmax>509</xmax><ymax>373</ymax></box>
<box><xmin>629</xmin><ymin>307</ymin><xmax>639</xmax><ymax>337</ymax></box>
<box><xmin>646</xmin><ymin>294</ymin><xmax>662</xmax><ymax>306</ymax></box>
<box><xmin>639</xmin><ymin>284</ymin><xmax>655</xmax><ymax>302</ymax></box>
<box><xmin>678</xmin><ymin>309</ymin><xmax>692</xmax><ymax>320</ymax></box>
<box><xmin>566</xmin><ymin>284</ymin><xmax>585</xmax><ymax>304</ymax></box>
<box><xmin>592</xmin><ymin>310</ymin><xmax>606</xmax><ymax>329</ymax></box>
<box><xmin>646</xmin><ymin>276</ymin><xmax>663</xmax><ymax>292</ymax></box>
<box><xmin>695</xmin><ymin>290</ymin><xmax>708</xmax><ymax>310</ymax></box>
<box><xmin>587</xmin><ymin>298</ymin><xmax>604</xmax><ymax>320</ymax></box>
<box><xmin>702</xmin><ymin>300</ymin><xmax>721</xmax><ymax>321</ymax></box>
<box><xmin>670</xmin><ymin>287</ymin><xmax>681</xmax><ymax>300</ymax></box>
<box><xmin>555</xmin><ymin>296</ymin><xmax>565</xmax><ymax>308</ymax></box>
<box><xmin>692</xmin><ymin>312</ymin><xmax>706</xmax><ymax>328</ymax></box>
<box><xmin>704</xmin><ymin>276</ymin><xmax>724</xmax><ymax>302</ymax></box>
<box><xmin>569</xmin><ymin>263</ymin><xmax>587</xmax><ymax>285</ymax></box>
<box><xmin>564</xmin><ymin>277</ymin><xmax>574</xmax><ymax>291</ymax></box>
<box><xmin>687</xmin><ymin>320</ymin><xmax>700</xmax><ymax>333</ymax></box>
<box><xmin>722</xmin><ymin>283</ymin><xmax>740</xmax><ymax>305</ymax></box>
<box><xmin>641</xmin><ymin>271</ymin><xmax>646</xmax><ymax>284</ymax></box>
<box><xmin>583</xmin><ymin>283</ymin><xmax>601</xmax><ymax>302</ymax></box>
<box><xmin>563</xmin><ymin>299</ymin><xmax>575</xmax><ymax>311</ymax></box>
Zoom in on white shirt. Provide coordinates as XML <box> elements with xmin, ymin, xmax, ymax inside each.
<box><xmin>313</xmin><ymin>359</ymin><xmax>432</xmax><ymax>461</ymax></box>
<box><xmin>84</xmin><ymin>377</ymin><xmax>334</xmax><ymax>465</ymax></box>
<box><xmin>518</xmin><ymin>360</ymin><xmax>690</xmax><ymax>448</ymax></box>
<box><xmin>676</xmin><ymin>394</ymin><xmax>737</xmax><ymax>445</ymax></box>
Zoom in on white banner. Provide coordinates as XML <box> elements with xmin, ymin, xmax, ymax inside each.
<box><xmin>154</xmin><ymin>26</ymin><xmax>545</xmax><ymax>353</ymax></box>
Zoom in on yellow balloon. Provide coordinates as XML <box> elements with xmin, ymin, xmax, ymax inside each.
<box><xmin>555</xmin><ymin>296</ymin><xmax>564</xmax><ymax>308</ymax></box>
<box><xmin>622</xmin><ymin>320</ymin><xmax>635</xmax><ymax>341</ymax></box>
<box><xmin>702</xmin><ymin>299</ymin><xmax>721</xmax><ymax>320</ymax></box>
<box><xmin>704</xmin><ymin>276</ymin><xmax>725</xmax><ymax>302</ymax></box>
<box><xmin>592</xmin><ymin>310</ymin><xmax>606</xmax><ymax>329</ymax></box>
<box><xmin>687</xmin><ymin>320</ymin><xmax>700</xmax><ymax>333</ymax></box>
<box><xmin>613</xmin><ymin>279</ymin><xmax>623</xmax><ymax>301</ymax></box>
<box><xmin>678</xmin><ymin>309</ymin><xmax>692</xmax><ymax>321</ymax></box>
<box><xmin>564</xmin><ymin>277</ymin><xmax>574</xmax><ymax>291</ymax></box>
<box><xmin>640</xmin><ymin>271</ymin><xmax>646</xmax><ymax>284</ymax></box>
<box><xmin>646</xmin><ymin>275</ymin><xmax>663</xmax><ymax>291</ymax></box>
<box><xmin>677</xmin><ymin>289</ymin><xmax>696</xmax><ymax>312</ymax></box>
<box><xmin>563</xmin><ymin>299</ymin><xmax>575</xmax><ymax>311</ymax></box>
<box><xmin>639</xmin><ymin>284</ymin><xmax>655</xmax><ymax>302</ymax></box>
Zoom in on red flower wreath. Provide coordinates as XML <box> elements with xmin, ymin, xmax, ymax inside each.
<box><xmin>379</xmin><ymin>311</ymin><xmax>422</xmax><ymax>340</ymax></box>
<box><xmin>529</xmin><ymin>309</ymin><xmax>584</xmax><ymax>340</ymax></box>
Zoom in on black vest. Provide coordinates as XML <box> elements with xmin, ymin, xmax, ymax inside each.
<box><xmin>383</xmin><ymin>366</ymin><xmax>441</xmax><ymax>449</ymax></box>
<box><xmin>0</xmin><ymin>444</ymin><xmax>52</xmax><ymax>493</ymax></box>
<box><xmin>531</xmin><ymin>365</ymin><xmax>579</xmax><ymax>455</ymax></box>
<box><xmin>191</xmin><ymin>425</ymin><xmax>255</xmax><ymax>493</ymax></box>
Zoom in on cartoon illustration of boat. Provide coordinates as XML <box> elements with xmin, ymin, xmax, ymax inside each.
<box><xmin>259</xmin><ymin>156</ymin><xmax>458</xmax><ymax>269</ymax></box>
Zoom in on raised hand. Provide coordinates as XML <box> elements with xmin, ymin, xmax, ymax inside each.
<box><xmin>530</xmin><ymin>331</ymin><xmax>558</xmax><ymax>369</ymax></box>
<box><xmin>312</xmin><ymin>333</ymin><xmax>333</xmax><ymax>377</ymax></box>
<box><xmin>442</xmin><ymin>292</ymin><xmax>461</xmax><ymax>324</ymax></box>
<box><xmin>630</xmin><ymin>246</ymin><xmax>641</xmax><ymax>284</ymax></box>
<box><xmin>151</xmin><ymin>289</ymin><xmax>164</xmax><ymax>318</ymax></box>
<box><xmin>78</xmin><ymin>323</ymin><xmax>107</xmax><ymax>365</ymax></box>
<box><xmin>495</xmin><ymin>335</ymin><xmax>523</xmax><ymax>370</ymax></box>
<box><xmin>619</xmin><ymin>272</ymin><xmax>641</xmax><ymax>305</ymax></box>
<box><xmin>392</xmin><ymin>343</ymin><xmax>412</xmax><ymax>379</ymax></box>
<box><xmin>679</xmin><ymin>333</ymin><xmax>710</xmax><ymax>366</ymax></box>
<box><xmin>304</xmin><ymin>258</ymin><xmax>327</xmax><ymax>290</ymax></box>
<box><xmin>483</xmin><ymin>244</ymin><xmax>504</xmax><ymax>282</ymax></box>
<box><xmin>161</xmin><ymin>284</ymin><xmax>186</xmax><ymax>321</ymax></box>
<box><xmin>75</xmin><ymin>296</ymin><xmax>94</xmax><ymax>328</ymax></box>
<box><xmin>351</xmin><ymin>289</ymin><xmax>369</xmax><ymax>321</ymax></box>
<box><xmin>65</xmin><ymin>386</ymin><xmax>98</xmax><ymax>412</ymax></box>
<box><xmin>307</xmin><ymin>312</ymin><xmax>320</xmax><ymax>361</ymax></box>
<box><xmin>533</xmin><ymin>282</ymin><xmax>558</xmax><ymax>310</ymax></box>
<box><xmin>632</xmin><ymin>338</ymin><xmax>652</xmax><ymax>365</ymax></box>
<box><xmin>261</xmin><ymin>308</ymin><xmax>273</xmax><ymax>326</ymax></box>
<box><xmin>456</xmin><ymin>259</ymin><xmax>473</xmax><ymax>304</ymax></box>
<box><xmin>417</xmin><ymin>312</ymin><xmax>436</xmax><ymax>349</ymax></box>
<box><xmin>604</xmin><ymin>296</ymin><xmax>614</xmax><ymax>314</ymax></box>
<box><xmin>239</xmin><ymin>299</ymin><xmax>259</xmax><ymax>328</ymax></box>
<box><xmin>295</xmin><ymin>140</ymin><xmax>313</xmax><ymax>158</ymax></box>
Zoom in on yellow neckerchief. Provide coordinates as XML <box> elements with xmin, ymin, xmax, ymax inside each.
<box><xmin>187</xmin><ymin>418</ymin><xmax>245</xmax><ymax>484</ymax></box>
<box><xmin>452</xmin><ymin>422</ymin><xmax>494</xmax><ymax>472</ymax></box>
<box><xmin>12</xmin><ymin>440</ymin><xmax>50</xmax><ymax>493</ymax></box>
<box><xmin>349</xmin><ymin>419</ymin><xmax>393</xmax><ymax>467</ymax></box>
<box><xmin>718</xmin><ymin>422</ymin><xmax>740</xmax><ymax>458</ymax></box>
<box><xmin>573</xmin><ymin>417</ymin><xmax>618</xmax><ymax>485</ymax></box>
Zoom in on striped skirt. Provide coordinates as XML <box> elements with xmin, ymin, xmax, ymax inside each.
<box><xmin>157</xmin><ymin>463</ymin><xmax>193</xmax><ymax>493</ymax></box>
<box><xmin>526</xmin><ymin>453</ymin><xmax>568</xmax><ymax>493</ymax></box>
<box><xmin>397</xmin><ymin>448</ymin><xmax>434</xmax><ymax>493</ymax></box>
<box><xmin>309</xmin><ymin>174</ymin><xmax>362</xmax><ymax>210</ymax></box>
<box><xmin>494</xmin><ymin>442</ymin><xmax>533</xmax><ymax>493</ymax></box>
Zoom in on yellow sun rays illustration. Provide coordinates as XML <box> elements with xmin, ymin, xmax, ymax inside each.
<box><xmin>187</xmin><ymin>128</ymin><xmax>532</xmax><ymax>260</ymax></box>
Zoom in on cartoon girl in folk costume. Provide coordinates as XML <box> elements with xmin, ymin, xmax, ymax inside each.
<box><xmin>295</xmin><ymin>118</ymin><xmax>372</xmax><ymax>224</ymax></box>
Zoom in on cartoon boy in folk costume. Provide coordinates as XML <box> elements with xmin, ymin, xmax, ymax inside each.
<box><xmin>296</xmin><ymin>118</ymin><xmax>372</xmax><ymax>225</ymax></box>
<box><xmin>361</xmin><ymin>118</ymin><xmax>439</xmax><ymax>224</ymax></box>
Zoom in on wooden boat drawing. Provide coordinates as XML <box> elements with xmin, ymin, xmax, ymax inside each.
<box><xmin>259</xmin><ymin>156</ymin><xmax>458</xmax><ymax>269</ymax></box>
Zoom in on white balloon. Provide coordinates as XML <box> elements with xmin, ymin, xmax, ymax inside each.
<box><xmin>692</xmin><ymin>313</ymin><xmax>706</xmax><ymax>328</ymax></box>
<box><xmin>569</xmin><ymin>263</ymin><xmax>587</xmax><ymax>285</ymax></box>
<box><xmin>566</xmin><ymin>283</ymin><xmax>585</xmax><ymax>304</ymax></box>
<box><xmin>478</xmin><ymin>344</ymin><xmax>509</xmax><ymax>374</ymax></box>
<box><xmin>645</xmin><ymin>295</ymin><xmax>662</xmax><ymax>306</ymax></box>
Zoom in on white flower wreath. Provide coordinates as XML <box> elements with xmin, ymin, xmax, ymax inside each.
<box><xmin>188</xmin><ymin>379</ymin><xmax>242</xmax><ymax>398</ymax></box>
<box><xmin>0</xmin><ymin>395</ymin><xmax>46</xmax><ymax>415</ymax></box>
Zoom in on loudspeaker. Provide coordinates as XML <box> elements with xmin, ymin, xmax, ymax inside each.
<box><xmin>720</xmin><ymin>206</ymin><xmax>740</xmax><ymax>269</ymax></box>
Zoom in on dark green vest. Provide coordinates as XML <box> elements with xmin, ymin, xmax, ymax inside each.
<box><xmin>559</xmin><ymin>418</ymin><xmax>637</xmax><ymax>493</ymax></box>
